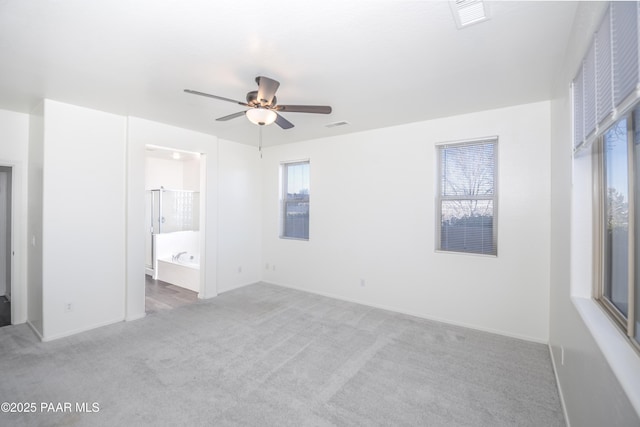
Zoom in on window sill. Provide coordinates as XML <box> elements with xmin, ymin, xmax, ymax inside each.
<box><xmin>435</xmin><ymin>249</ymin><xmax>497</xmax><ymax>258</ymax></box>
<box><xmin>279</xmin><ymin>236</ymin><xmax>309</xmax><ymax>242</ymax></box>
<box><xmin>572</xmin><ymin>297</ymin><xmax>640</xmax><ymax>415</ymax></box>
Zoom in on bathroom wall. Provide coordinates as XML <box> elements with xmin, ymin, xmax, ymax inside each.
<box><xmin>183</xmin><ymin>158</ymin><xmax>200</xmax><ymax>191</ymax></box>
<box><xmin>145</xmin><ymin>156</ymin><xmax>184</xmax><ymax>190</ymax></box>
<box><xmin>145</xmin><ymin>154</ymin><xmax>201</xmax><ymax>191</ymax></box>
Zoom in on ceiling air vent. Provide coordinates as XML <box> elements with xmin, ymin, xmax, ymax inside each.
<box><xmin>325</xmin><ymin>121</ymin><xmax>350</xmax><ymax>128</ymax></box>
<box><xmin>450</xmin><ymin>0</ymin><xmax>489</xmax><ymax>29</ymax></box>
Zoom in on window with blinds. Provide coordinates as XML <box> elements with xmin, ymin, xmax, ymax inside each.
<box><xmin>436</xmin><ymin>139</ymin><xmax>497</xmax><ymax>256</ymax></box>
<box><xmin>577</xmin><ymin>2</ymin><xmax>640</xmax><ymax>352</ymax></box>
<box><xmin>280</xmin><ymin>160</ymin><xmax>310</xmax><ymax>240</ymax></box>
<box><xmin>573</xmin><ymin>2</ymin><xmax>640</xmax><ymax>150</ymax></box>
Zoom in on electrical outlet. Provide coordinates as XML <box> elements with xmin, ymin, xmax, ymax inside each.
<box><xmin>360</xmin><ymin>279</ymin><xmax>366</xmax><ymax>287</ymax></box>
<box><xmin>265</xmin><ymin>263</ymin><xmax>270</xmax><ymax>270</ymax></box>
<box><xmin>64</xmin><ymin>303</ymin><xmax>73</xmax><ymax>313</ymax></box>
<box><xmin>238</xmin><ymin>266</ymin><xmax>242</xmax><ymax>273</ymax></box>
<box><xmin>561</xmin><ymin>346</ymin><xmax>565</xmax><ymax>366</ymax></box>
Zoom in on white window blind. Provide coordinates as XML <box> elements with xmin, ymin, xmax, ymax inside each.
<box><xmin>573</xmin><ymin>2</ymin><xmax>640</xmax><ymax>151</ymax></box>
<box><xmin>612</xmin><ymin>1</ymin><xmax>639</xmax><ymax>106</ymax></box>
<box><xmin>596</xmin><ymin>8</ymin><xmax>613</xmax><ymax>124</ymax></box>
<box><xmin>584</xmin><ymin>41</ymin><xmax>597</xmax><ymax>138</ymax></box>
<box><xmin>437</xmin><ymin>139</ymin><xmax>497</xmax><ymax>256</ymax></box>
<box><xmin>573</xmin><ymin>66</ymin><xmax>584</xmax><ymax>148</ymax></box>
<box><xmin>280</xmin><ymin>161</ymin><xmax>310</xmax><ymax>240</ymax></box>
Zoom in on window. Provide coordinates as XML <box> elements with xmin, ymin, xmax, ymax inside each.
<box><xmin>573</xmin><ymin>1</ymin><xmax>640</xmax><ymax>354</ymax></box>
<box><xmin>436</xmin><ymin>138</ymin><xmax>497</xmax><ymax>255</ymax></box>
<box><xmin>596</xmin><ymin>105</ymin><xmax>640</xmax><ymax>349</ymax></box>
<box><xmin>280</xmin><ymin>161</ymin><xmax>310</xmax><ymax>240</ymax></box>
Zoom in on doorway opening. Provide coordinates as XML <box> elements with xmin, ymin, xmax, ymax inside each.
<box><xmin>144</xmin><ymin>146</ymin><xmax>202</xmax><ymax>314</ymax></box>
<box><xmin>0</xmin><ymin>166</ymin><xmax>12</xmax><ymax>327</ymax></box>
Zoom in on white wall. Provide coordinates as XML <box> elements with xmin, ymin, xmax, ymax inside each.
<box><xmin>262</xmin><ymin>101</ymin><xmax>551</xmax><ymax>342</ymax></box>
<box><xmin>27</xmin><ymin>104</ymin><xmax>44</xmax><ymax>335</ymax></box>
<box><xmin>145</xmin><ymin>157</ymin><xmax>184</xmax><ymax>190</ymax></box>
<box><xmin>0</xmin><ymin>108</ymin><xmax>29</xmax><ymax>325</ymax></box>
<box><xmin>183</xmin><ymin>158</ymin><xmax>200</xmax><ymax>191</ymax></box>
<box><xmin>126</xmin><ymin>117</ymin><xmax>218</xmax><ymax>320</ymax></box>
<box><xmin>41</xmin><ymin>100</ymin><xmax>126</xmax><ymax>340</ymax></box>
<box><xmin>548</xmin><ymin>2</ymin><xmax>640</xmax><ymax>425</ymax></box>
<box><xmin>217</xmin><ymin>139</ymin><xmax>262</xmax><ymax>293</ymax></box>
<box><xmin>145</xmin><ymin>156</ymin><xmax>201</xmax><ymax>192</ymax></box>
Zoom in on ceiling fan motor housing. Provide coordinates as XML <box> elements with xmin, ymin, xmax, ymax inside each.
<box><xmin>246</xmin><ymin>90</ymin><xmax>276</xmax><ymax>108</ymax></box>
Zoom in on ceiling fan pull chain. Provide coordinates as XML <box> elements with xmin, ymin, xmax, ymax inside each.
<box><xmin>259</xmin><ymin>126</ymin><xmax>263</xmax><ymax>159</ymax></box>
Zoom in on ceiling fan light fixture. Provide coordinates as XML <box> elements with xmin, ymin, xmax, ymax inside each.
<box><xmin>246</xmin><ymin>108</ymin><xmax>277</xmax><ymax>126</ymax></box>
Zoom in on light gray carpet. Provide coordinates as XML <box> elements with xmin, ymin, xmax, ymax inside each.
<box><xmin>0</xmin><ymin>282</ymin><xmax>565</xmax><ymax>426</ymax></box>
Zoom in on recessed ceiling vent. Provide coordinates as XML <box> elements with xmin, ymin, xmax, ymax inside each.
<box><xmin>325</xmin><ymin>121</ymin><xmax>350</xmax><ymax>128</ymax></box>
<box><xmin>450</xmin><ymin>0</ymin><xmax>489</xmax><ymax>29</ymax></box>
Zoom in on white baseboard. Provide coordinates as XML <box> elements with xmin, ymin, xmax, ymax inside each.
<box><xmin>26</xmin><ymin>320</ymin><xmax>44</xmax><ymax>341</ymax></box>
<box><xmin>548</xmin><ymin>344</ymin><xmax>571</xmax><ymax>427</ymax></box>
<box><xmin>217</xmin><ymin>280</ymin><xmax>261</xmax><ymax>296</ymax></box>
<box><xmin>41</xmin><ymin>317</ymin><xmax>124</xmax><ymax>342</ymax></box>
<box><xmin>125</xmin><ymin>312</ymin><xmax>146</xmax><ymax>322</ymax></box>
<box><xmin>263</xmin><ymin>280</ymin><xmax>548</xmax><ymax>344</ymax></box>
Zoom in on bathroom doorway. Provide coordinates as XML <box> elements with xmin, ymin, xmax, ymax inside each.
<box><xmin>0</xmin><ymin>166</ymin><xmax>12</xmax><ymax>327</ymax></box>
<box><xmin>144</xmin><ymin>146</ymin><xmax>202</xmax><ymax>314</ymax></box>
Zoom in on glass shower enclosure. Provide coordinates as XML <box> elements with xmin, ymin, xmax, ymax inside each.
<box><xmin>145</xmin><ymin>188</ymin><xmax>200</xmax><ymax>272</ymax></box>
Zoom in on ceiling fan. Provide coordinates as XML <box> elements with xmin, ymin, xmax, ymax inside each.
<box><xmin>184</xmin><ymin>76</ymin><xmax>332</xmax><ymax>129</ymax></box>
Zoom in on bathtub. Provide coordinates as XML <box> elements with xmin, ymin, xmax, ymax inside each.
<box><xmin>174</xmin><ymin>252</ymin><xmax>200</xmax><ymax>267</ymax></box>
<box><xmin>156</xmin><ymin>252</ymin><xmax>200</xmax><ymax>293</ymax></box>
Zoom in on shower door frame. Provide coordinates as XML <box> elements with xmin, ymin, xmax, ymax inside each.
<box><xmin>145</xmin><ymin>189</ymin><xmax>161</xmax><ymax>277</ymax></box>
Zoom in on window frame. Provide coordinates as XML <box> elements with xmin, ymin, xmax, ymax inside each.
<box><xmin>594</xmin><ymin>109</ymin><xmax>639</xmax><ymax>353</ymax></box>
<box><xmin>435</xmin><ymin>137</ymin><xmax>499</xmax><ymax>256</ymax></box>
<box><xmin>279</xmin><ymin>159</ymin><xmax>310</xmax><ymax>241</ymax></box>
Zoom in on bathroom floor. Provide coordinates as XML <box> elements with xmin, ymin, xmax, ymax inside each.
<box><xmin>0</xmin><ymin>296</ymin><xmax>10</xmax><ymax>327</ymax></box>
<box><xmin>145</xmin><ymin>275</ymin><xmax>198</xmax><ymax>314</ymax></box>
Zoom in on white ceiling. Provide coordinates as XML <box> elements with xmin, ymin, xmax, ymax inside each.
<box><xmin>0</xmin><ymin>0</ymin><xmax>578</xmax><ymax>147</ymax></box>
